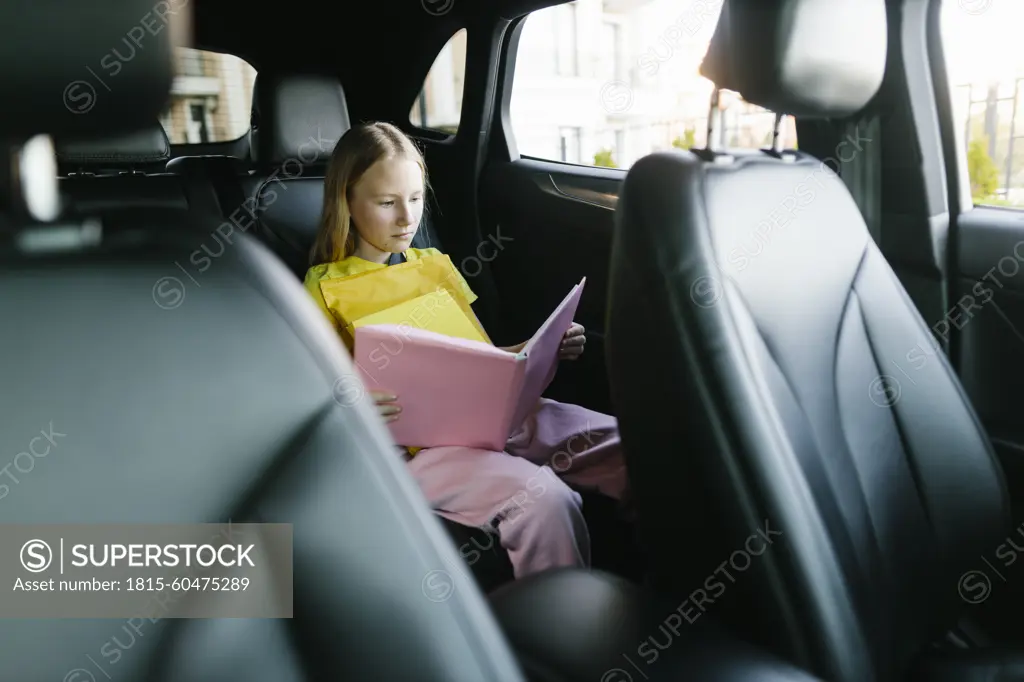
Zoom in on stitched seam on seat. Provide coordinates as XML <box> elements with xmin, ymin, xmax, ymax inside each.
<box><xmin>708</xmin><ymin>279</ymin><xmax>867</xmax><ymax>679</ymax></box>
<box><xmin>741</xmin><ymin>279</ymin><xmax>886</xmax><ymax>671</ymax></box>
<box><xmin>629</xmin><ymin>158</ymin><xmax>801</xmax><ymax>627</ymax></box>
<box><xmin>753</xmin><ymin>296</ymin><xmax>874</xmax><ymax>577</ymax></box>
<box><xmin>673</xmin><ymin>158</ymin><xmax>846</xmax><ymax>676</ymax></box>
<box><xmin>702</xmin><ymin>158</ymin><xmax>879</xmax><ymax>680</ymax></box>
<box><xmin>852</xmin><ymin>259</ymin><xmax>937</xmax><ymax>535</ymax></box>
<box><xmin>827</xmin><ymin>247</ymin><xmax>902</xmax><ymax>567</ymax></box>
<box><xmin>838</xmin><ymin>286</ymin><xmax>910</xmax><ymax>677</ymax></box>
<box><xmin>254</xmin><ymin>175</ymin><xmax>322</xmax><ymax>266</ymax></box>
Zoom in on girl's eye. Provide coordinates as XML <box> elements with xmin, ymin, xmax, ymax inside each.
<box><xmin>379</xmin><ymin>200</ymin><xmax>395</xmax><ymax>207</ymax></box>
<box><xmin>410</xmin><ymin>196</ymin><xmax>422</xmax><ymax>203</ymax></box>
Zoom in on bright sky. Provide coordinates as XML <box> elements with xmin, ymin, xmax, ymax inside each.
<box><xmin>940</xmin><ymin>0</ymin><xmax>1024</xmax><ymax>85</ymax></box>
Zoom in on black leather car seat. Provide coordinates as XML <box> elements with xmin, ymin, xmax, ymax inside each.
<box><xmin>56</xmin><ymin>122</ymin><xmax>222</xmax><ymax>219</ymax></box>
<box><xmin>607</xmin><ymin>0</ymin><xmax>1019</xmax><ymax>681</ymax></box>
<box><xmin>57</xmin><ymin>122</ymin><xmax>171</xmax><ymax>175</ymax></box>
<box><xmin>0</xmin><ymin>3</ymin><xmax>526</xmax><ymax>680</ymax></box>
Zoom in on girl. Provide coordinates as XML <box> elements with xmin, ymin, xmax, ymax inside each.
<box><xmin>303</xmin><ymin>121</ymin><xmax>629</xmax><ymax>578</ymax></box>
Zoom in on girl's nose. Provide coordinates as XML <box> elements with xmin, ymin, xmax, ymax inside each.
<box><xmin>398</xmin><ymin>202</ymin><xmax>415</xmax><ymax>224</ymax></box>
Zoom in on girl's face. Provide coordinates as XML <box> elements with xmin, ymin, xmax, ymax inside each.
<box><xmin>348</xmin><ymin>155</ymin><xmax>424</xmax><ymax>262</ymax></box>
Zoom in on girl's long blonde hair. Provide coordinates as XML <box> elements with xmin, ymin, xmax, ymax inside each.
<box><xmin>311</xmin><ymin>121</ymin><xmax>430</xmax><ymax>266</ymax></box>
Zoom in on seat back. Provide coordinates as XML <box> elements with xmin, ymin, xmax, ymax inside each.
<box><xmin>606</xmin><ymin>1</ymin><xmax>1012</xmax><ymax>681</ymax></box>
<box><xmin>0</xmin><ymin>3</ymin><xmax>524</xmax><ymax>679</ymax></box>
<box><xmin>56</xmin><ymin>123</ymin><xmax>210</xmax><ymax>216</ymax></box>
<box><xmin>57</xmin><ymin>123</ymin><xmax>172</xmax><ymax>175</ymax></box>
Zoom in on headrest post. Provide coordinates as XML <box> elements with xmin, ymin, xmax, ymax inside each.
<box><xmin>772</xmin><ymin>112</ymin><xmax>784</xmax><ymax>153</ymax></box>
<box><xmin>706</xmin><ymin>88</ymin><xmax>721</xmax><ymax>152</ymax></box>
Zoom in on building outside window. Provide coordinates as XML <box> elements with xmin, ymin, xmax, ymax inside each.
<box><xmin>159</xmin><ymin>48</ymin><xmax>256</xmax><ymax>145</ymax></box>
<box><xmin>186</xmin><ymin>101</ymin><xmax>213</xmax><ymax>143</ymax></box>
<box><xmin>178</xmin><ymin>50</ymin><xmax>206</xmax><ymax>77</ymax></box>
<box><xmin>554</xmin><ymin>3</ymin><xmax>579</xmax><ymax>77</ymax></box>
<box><xmin>559</xmin><ymin>126</ymin><xmax>582</xmax><ymax>163</ymax></box>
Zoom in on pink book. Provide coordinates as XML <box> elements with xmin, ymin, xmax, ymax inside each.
<box><xmin>353</xmin><ymin>278</ymin><xmax>586</xmax><ymax>451</ymax></box>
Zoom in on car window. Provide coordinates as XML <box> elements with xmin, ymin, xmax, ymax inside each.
<box><xmin>159</xmin><ymin>47</ymin><xmax>257</xmax><ymax>144</ymax></box>
<box><xmin>508</xmin><ymin>0</ymin><xmax>797</xmax><ymax>170</ymax></box>
<box><xmin>410</xmin><ymin>29</ymin><xmax>467</xmax><ymax>134</ymax></box>
<box><xmin>940</xmin><ymin>0</ymin><xmax>1024</xmax><ymax>209</ymax></box>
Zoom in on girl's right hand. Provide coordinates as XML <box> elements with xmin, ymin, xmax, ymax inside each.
<box><xmin>370</xmin><ymin>390</ymin><xmax>401</xmax><ymax>423</ymax></box>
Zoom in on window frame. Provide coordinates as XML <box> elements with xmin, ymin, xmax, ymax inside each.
<box><xmin>408</xmin><ymin>27</ymin><xmax>468</xmax><ymax>138</ymax></box>
<box><xmin>934</xmin><ymin>0</ymin><xmax>1024</xmax><ymax>212</ymax></box>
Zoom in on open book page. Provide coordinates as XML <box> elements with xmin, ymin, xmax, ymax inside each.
<box><xmin>508</xmin><ymin>278</ymin><xmax>586</xmax><ymax>433</ymax></box>
<box><xmin>352</xmin><ymin>278</ymin><xmax>586</xmax><ymax>450</ymax></box>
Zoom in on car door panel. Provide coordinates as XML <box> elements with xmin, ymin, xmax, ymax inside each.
<box><xmin>953</xmin><ymin>206</ymin><xmax>1024</xmax><ymax>515</ymax></box>
<box><xmin>479</xmin><ymin>158</ymin><xmax>623</xmax><ymax>415</ymax></box>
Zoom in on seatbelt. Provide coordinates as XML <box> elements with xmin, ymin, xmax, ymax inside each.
<box><xmin>838</xmin><ymin>115</ymin><xmax>882</xmax><ymax>246</ymax></box>
<box><xmin>387</xmin><ymin>251</ymin><xmax>407</xmax><ymax>266</ymax></box>
<box><xmin>177</xmin><ymin>156</ymin><xmax>250</xmax><ymax>228</ymax></box>
<box><xmin>206</xmin><ymin>158</ymin><xmax>249</xmax><ymax>221</ymax></box>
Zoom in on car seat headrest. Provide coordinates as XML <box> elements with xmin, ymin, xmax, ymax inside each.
<box><xmin>0</xmin><ymin>0</ymin><xmax>181</xmax><ymax>139</ymax></box>
<box><xmin>249</xmin><ymin>73</ymin><xmax>350</xmax><ymax>169</ymax></box>
<box><xmin>700</xmin><ymin>0</ymin><xmax>887</xmax><ymax>119</ymax></box>
<box><xmin>55</xmin><ymin>122</ymin><xmax>171</xmax><ymax>173</ymax></box>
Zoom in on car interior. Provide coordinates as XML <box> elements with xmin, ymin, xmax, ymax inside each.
<box><xmin>3</xmin><ymin>0</ymin><xmax>1024</xmax><ymax>679</ymax></box>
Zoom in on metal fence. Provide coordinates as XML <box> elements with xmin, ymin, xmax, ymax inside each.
<box><xmin>956</xmin><ymin>78</ymin><xmax>1024</xmax><ymax>205</ymax></box>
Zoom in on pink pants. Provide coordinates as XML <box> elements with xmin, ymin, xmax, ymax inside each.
<box><xmin>406</xmin><ymin>398</ymin><xmax>629</xmax><ymax>579</ymax></box>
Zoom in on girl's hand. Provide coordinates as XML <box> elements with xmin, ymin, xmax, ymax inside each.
<box><xmin>370</xmin><ymin>390</ymin><xmax>401</xmax><ymax>423</ymax></box>
<box><xmin>559</xmin><ymin>323</ymin><xmax>586</xmax><ymax>360</ymax></box>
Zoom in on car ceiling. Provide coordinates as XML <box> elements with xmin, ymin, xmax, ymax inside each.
<box><xmin>190</xmin><ymin>0</ymin><xmax>568</xmax><ymax>124</ymax></box>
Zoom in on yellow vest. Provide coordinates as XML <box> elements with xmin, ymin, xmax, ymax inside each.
<box><xmin>303</xmin><ymin>248</ymin><xmax>482</xmax><ymax>456</ymax></box>
<box><xmin>303</xmin><ymin>247</ymin><xmax>479</xmax><ymax>339</ymax></box>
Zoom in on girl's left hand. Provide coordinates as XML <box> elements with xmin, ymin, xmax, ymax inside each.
<box><xmin>559</xmin><ymin>323</ymin><xmax>586</xmax><ymax>360</ymax></box>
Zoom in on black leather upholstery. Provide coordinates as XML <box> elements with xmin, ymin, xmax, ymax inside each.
<box><xmin>246</xmin><ymin>73</ymin><xmax>346</xmax><ymax>274</ymax></box>
<box><xmin>607</xmin><ymin>2</ymin><xmax>1021</xmax><ymax>681</ymax></box>
<box><xmin>56</xmin><ymin>123</ymin><xmax>171</xmax><ymax>173</ymax></box>
<box><xmin>609</xmin><ymin>149</ymin><xmax>1014</xmax><ymax>680</ymax></box>
<box><xmin>0</xmin><ymin>4</ymin><xmax>532</xmax><ymax>679</ymax></box>
<box><xmin>0</xmin><ymin>0</ymin><xmax>176</xmax><ymax>137</ymax></box>
<box><xmin>251</xmin><ymin>73</ymin><xmax>351</xmax><ymax>169</ymax></box>
<box><xmin>60</xmin><ymin>173</ymin><xmax>192</xmax><ymax>214</ymax></box>
<box><xmin>257</xmin><ymin>174</ymin><xmax>330</xmax><ymax>272</ymax></box>
<box><xmin>55</xmin><ymin>121</ymin><xmax>220</xmax><ymax>218</ymax></box>
<box><xmin>909</xmin><ymin>648</ymin><xmax>1024</xmax><ymax>682</ymax></box>
<box><xmin>490</xmin><ymin>569</ymin><xmax>823</xmax><ymax>682</ymax></box>
<box><xmin>0</xmin><ymin>216</ymin><xmax>530</xmax><ymax>681</ymax></box>
<box><xmin>700</xmin><ymin>0</ymin><xmax>887</xmax><ymax>118</ymax></box>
